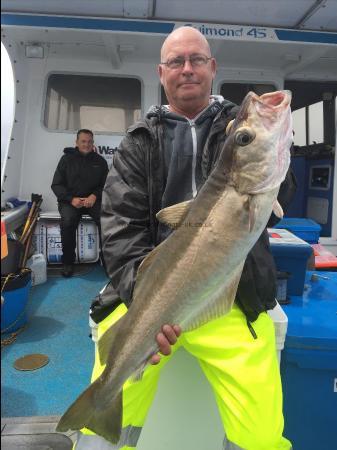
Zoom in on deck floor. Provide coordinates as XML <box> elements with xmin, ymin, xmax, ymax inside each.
<box><xmin>1</xmin><ymin>263</ymin><xmax>108</xmax><ymax>418</ymax></box>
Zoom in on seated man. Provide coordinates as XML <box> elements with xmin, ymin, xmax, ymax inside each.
<box><xmin>51</xmin><ymin>129</ymin><xmax>108</xmax><ymax>277</ymax></box>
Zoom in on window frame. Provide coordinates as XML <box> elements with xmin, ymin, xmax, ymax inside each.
<box><xmin>217</xmin><ymin>79</ymin><xmax>278</xmax><ymax>106</ymax></box>
<box><xmin>41</xmin><ymin>71</ymin><xmax>144</xmax><ymax>136</ymax></box>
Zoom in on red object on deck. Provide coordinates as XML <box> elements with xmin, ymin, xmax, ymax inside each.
<box><xmin>311</xmin><ymin>243</ymin><xmax>337</xmax><ymax>269</ymax></box>
<box><xmin>1</xmin><ymin>220</ymin><xmax>8</xmax><ymax>259</ymax></box>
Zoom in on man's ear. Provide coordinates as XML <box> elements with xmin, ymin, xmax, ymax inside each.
<box><xmin>157</xmin><ymin>64</ymin><xmax>163</xmax><ymax>81</ymax></box>
<box><xmin>211</xmin><ymin>58</ymin><xmax>217</xmax><ymax>79</ymax></box>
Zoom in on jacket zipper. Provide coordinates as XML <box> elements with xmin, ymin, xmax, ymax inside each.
<box><xmin>188</xmin><ymin>120</ymin><xmax>198</xmax><ymax>198</ymax></box>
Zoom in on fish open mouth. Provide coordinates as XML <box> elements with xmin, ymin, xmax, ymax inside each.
<box><xmin>258</xmin><ymin>90</ymin><xmax>291</xmax><ymax>110</ymax></box>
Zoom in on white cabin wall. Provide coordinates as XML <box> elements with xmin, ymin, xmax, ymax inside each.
<box><xmin>1</xmin><ymin>43</ymin><xmax>15</xmax><ymax>185</ymax></box>
<box><xmin>1</xmin><ymin>38</ymin><xmax>31</xmax><ymax>206</ymax></box>
<box><xmin>18</xmin><ymin>53</ymin><xmax>162</xmax><ymax>211</ymax></box>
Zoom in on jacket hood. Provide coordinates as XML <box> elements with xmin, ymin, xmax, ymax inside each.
<box><xmin>63</xmin><ymin>147</ymin><xmax>78</xmax><ymax>155</ymax></box>
<box><xmin>146</xmin><ymin>95</ymin><xmax>228</xmax><ymax>123</ymax></box>
<box><xmin>63</xmin><ymin>147</ymin><xmax>95</xmax><ymax>157</ymax></box>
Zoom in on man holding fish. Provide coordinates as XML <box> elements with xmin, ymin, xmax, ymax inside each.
<box><xmin>58</xmin><ymin>26</ymin><xmax>295</xmax><ymax>450</ymax></box>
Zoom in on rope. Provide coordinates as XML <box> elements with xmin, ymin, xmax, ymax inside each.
<box><xmin>1</xmin><ymin>326</ymin><xmax>25</xmax><ymax>347</ymax></box>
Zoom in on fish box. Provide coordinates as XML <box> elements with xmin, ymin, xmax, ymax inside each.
<box><xmin>32</xmin><ymin>212</ymin><xmax>99</xmax><ymax>264</ymax></box>
<box><xmin>273</xmin><ymin>218</ymin><xmax>321</xmax><ymax>244</ymax></box>
<box><xmin>281</xmin><ymin>272</ymin><xmax>337</xmax><ymax>450</ymax></box>
<box><xmin>268</xmin><ymin>228</ymin><xmax>313</xmax><ymax>296</ymax></box>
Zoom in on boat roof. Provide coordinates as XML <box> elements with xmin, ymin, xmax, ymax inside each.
<box><xmin>1</xmin><ymin>0</ymin><xmax>337</xmax><ymax>32</ymax></box>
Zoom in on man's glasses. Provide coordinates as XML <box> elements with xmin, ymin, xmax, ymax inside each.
<box><xmin>160</xmin><ymin>54</ymin><xmax>212</xmax><ymax>70</ymax></box>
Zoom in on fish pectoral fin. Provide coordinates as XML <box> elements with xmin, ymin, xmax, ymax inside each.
<box><xmin>183</xmin><ymin>262</ymin><xmax>244</xmax><ymax>332</ymax></box>
<box><xmin>98</xmin><ymin>317</ymin><xmax>124</xmax><ymax>366</ymax></box>
<box><xmin>57</xmin><ymin>383</ymin><xmax>123</xmax><ymax>445</ymax></box>
<box><xmin>272</xmin><ymin>200</ymin><xmax>284</xmax><ymax>219</ymax></box>
<box><xmin>245</xmin><ymin>195</ymin><xmax>257</xmax><ymax>232</ymax></box>
<box><xmin>156</xmin><ymin>199</ymin><xmax>193</xmax><ymax>229</ymax></box>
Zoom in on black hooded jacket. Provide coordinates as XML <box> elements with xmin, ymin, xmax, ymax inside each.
<box><xmin>91</xmin><ymin>101</ymin><xmax>297</xmax><ymax>324</ymax></box>
<box><xmin>51</xmin><ymin>147</ymin><xmax>109</xmax><ymax>203</ymax></box>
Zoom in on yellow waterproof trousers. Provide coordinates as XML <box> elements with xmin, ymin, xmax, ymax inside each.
<box><xmin>75</xmin><ymin>304</ymin><xmax>292</xmax><ymax>450</ymax></box>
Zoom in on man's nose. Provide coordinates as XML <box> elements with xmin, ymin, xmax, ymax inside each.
<box><xmin>181</xmin><ymin>58</ymin><xmax>194</xmax><ymax>72</ymax></box>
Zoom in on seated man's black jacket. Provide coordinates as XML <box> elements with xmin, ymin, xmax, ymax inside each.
<box><xmin>51</xmin><ymin>147</ymin><xmax>108</xmax><ymax>204</ymax></box>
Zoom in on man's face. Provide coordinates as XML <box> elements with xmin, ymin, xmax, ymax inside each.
<box><xmin>158</xmin><ymin>30</ymin><xmax>216</xmax><ymax>116</ymax></box>
<box><xmin>76</xmin><ymin>132</ymin><xmax>94</xmax><ymax>154</ymax></box>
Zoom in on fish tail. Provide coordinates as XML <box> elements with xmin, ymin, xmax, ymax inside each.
<box><xmin>56</xmin><ymin>381</ymin><xmax>123</xmax><ymax>445</ymax></box>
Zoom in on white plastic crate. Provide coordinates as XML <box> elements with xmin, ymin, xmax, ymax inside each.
<box><xmin>32</xmin><ymin>212</ymin><xmax>99</xmax><ymax>264</ymax></box>
<box><xmin>268</xmin><ymin>301</ymin><xmax>288</xmax><ymax>363</ymax></box>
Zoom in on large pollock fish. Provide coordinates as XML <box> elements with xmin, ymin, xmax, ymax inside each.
<box><xmin>57</xmin><ymin>90</ymin><xmax>293</xmax><ymax>444</ymax></box>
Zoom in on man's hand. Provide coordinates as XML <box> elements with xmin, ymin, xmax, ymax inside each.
<box><xmin>149</xmin><ymin>325</ymin><xmax>182</xmax><ymax>365</ymax></box>
<box><xmin>71</xmin><ymin>197</ymin><xmax>85</xmax><ymax>208</ymax></box>
<box><xmin>83</xmin><ymin>194</ymin><xmax>97</xmax><ymax>208</ymax></box>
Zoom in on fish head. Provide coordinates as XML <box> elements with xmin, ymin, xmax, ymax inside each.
<box><xmin>226</xmin><ymin>90</ymin><xmax>293</xmax><ymax>194</ymax></box>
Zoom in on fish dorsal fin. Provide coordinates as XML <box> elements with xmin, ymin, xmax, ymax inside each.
<box><xmin>156</xmin><ymin>200</ymin><xmax>193</xmax><ymax>229</ymax></box>
<box><xmin>181</xmin><ymin>262</ymin><xmax>244</xmax><ymax>333</ymax></box>
<box><xmin>98</xmin><ymin>316</ymin><xmax>124</xmax><ymax>366</ymax></box>
<box><xmin>273</xmin><ymin>200</ymin><xmax>284</xmax><ymax>219</ymax></box>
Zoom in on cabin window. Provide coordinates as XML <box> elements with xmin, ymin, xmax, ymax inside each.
<box><xmin>219</xmin><ymin>82</ymin><xmax>276</xmax><ymax>105</ymax></box>
<box><xmin>44</xmin><ymin>74</ymin><xmax>141</xmax><ymax>133</ymax></box>
<box><xmin>292</xmin><ymin>102</ymin><xmax>324</xmax><ymax>146</ymax></box>
<box><xmin>285</xmin><ymin>80</ymin><xmax>336</xmax><ymax>147</ymax></box>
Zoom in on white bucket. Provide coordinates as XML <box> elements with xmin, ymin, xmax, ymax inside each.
<box><xmin>26</xmin><ymin>253</ymin><xmax>47</xmax><ymax>285</ymax></box>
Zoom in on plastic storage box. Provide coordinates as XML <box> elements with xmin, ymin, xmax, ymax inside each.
<box><xmin>267</xmin><ymin>301</ymin><xmax>288</xmax><ymax>364</ymax></box>
<box><xmin>33</xmin><ymin>212</ymin><xmax>99</xmax><ymax>264</ymax></box>
<box><xmin>269</xmin><ymin>228</ymin><xmax>313</xmax><ymax>296</ymax></box>
<box><xmin>311</xmin><ymin>243</ymin><xmax>337</xmax><ymax>270</ymax></box>
<box><xmin>281</xmin><ymin>271</ymin><xmax>337</xmax><ymax>450</ymax></box>
<box><xmin>274</xmin><ymin>218</ymin><xmax>321</xmax><ymax>244</ymax></box>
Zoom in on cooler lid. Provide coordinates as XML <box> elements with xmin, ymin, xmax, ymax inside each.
<box><xmin>274</xmin><ymin>218</ymin><xmax>321</xmax><ymax>232</ymax></box>
<box><xmin>268</xmin><ymin>228</ymin><xmax>313</xmax><ymax>256</ymax></box>
<box><xmin>283</xmin><ymin>271</ymin><xmax>337</xmax><ymax>351</ymax></box>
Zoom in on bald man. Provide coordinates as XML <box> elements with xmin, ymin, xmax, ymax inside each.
<box><xmin>76</xmin><ymin>27</ymin><xmax>294</xmax><ymax>450</ymax></box>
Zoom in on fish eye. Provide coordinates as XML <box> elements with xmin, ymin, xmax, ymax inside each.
<box><xmin>234</xmin><ymin>127</ymin><xmax>256</xmax><ymax>146</ymax></box>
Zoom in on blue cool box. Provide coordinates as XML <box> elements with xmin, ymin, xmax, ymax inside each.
<box><xmin>269</xmin><ymin>229</ymin><xmax>313</xmax><ymax>296</ymax></box>
<box><xmin>274</xmin><ymin>218</ymin><xmax>321</xmax><ymax>244</ymax></box>
<box><xmin>281</xmin><ymin>272</ymin><xmax>337</xmax><ymax>450</ymax></box>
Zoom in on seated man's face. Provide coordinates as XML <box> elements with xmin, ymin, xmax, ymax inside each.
<box><xmin>76</xmin><ymin>132</ymin><xmax>94</xmax><ymax>154</ymax></box>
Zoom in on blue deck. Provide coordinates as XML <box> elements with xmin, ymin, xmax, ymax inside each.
<box><xmin>1</xmin><ymin>264</ymin><xmax>108</xmax><ymax>417</ymax></box>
